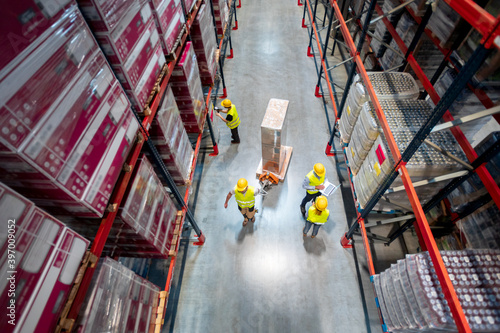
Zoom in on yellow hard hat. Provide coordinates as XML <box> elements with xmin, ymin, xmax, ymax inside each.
<box><xmin>236</xmin><ymin>178</ymin><xmax>248</xmax><ymax>191</ymax></box>
<box><xmin>222</xmin><ymin>99</ymin><xmax>232</xmax><ymax>108</ymax></box>
<box><xmin>313</xmin><ymin>163</ymin><xmax>325</xmax><ymax>176</ymax></box>
<box><xmin>315</xmin><ymin>196</ymin><xmax>328</xmax><ymax>211</ymax></box>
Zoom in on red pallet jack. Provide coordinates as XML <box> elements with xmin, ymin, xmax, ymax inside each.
<box><xmin>258</xmin><ymin>171</ymin><xmax>279</xmax><ymax>194</ymax></box>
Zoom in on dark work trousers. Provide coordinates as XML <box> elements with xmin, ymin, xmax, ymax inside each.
<box><xmin>230</xmin><ymin>127</ymin><xmax>240</xmax><ymax>142</ymax></box>
<box><xmin>300</xmin><ymin>191</ymin><xmax>321</xmax><ymax>208</ymax></box>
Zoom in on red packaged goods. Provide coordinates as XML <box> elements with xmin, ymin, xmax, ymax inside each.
<box><xmin>182</xmin><ymin>0</ymin><xmax>197</xmax><ymax>14</ymax></box>
<box><xmin>111</xmin><ymin>20</ymin><xmax>160</xmax><ymax>90</ymax></box>
<box><xmin>212</xmin><ymin>0</ymin><xmax>229</xmax><ymax>36</ymax></box>
<box><xmin>150</xmin><ymin>85</ymin><xmax>193</xmax><ymax>185</ymax></box>
<box><xmin>77</xmin><ymin>0</ymin><xmax>141</xmax><ymax>32</ymax></box>
<box><xmin>0</xmin><ymin>7</ymin><xmax>100</xmax><ymax>153</ymax></box>
<box><xmin>191</xmin><ymin>4</ymin><xmax>217</xmax><ymax>85</ymax></box>
<box><xmin>94</xmin><ymin>2</ymin><xmax>154</xmax><ymax>64</ymax></box>
<box><xmin>76</xmin><ymin>257</ymin><xmax>160</xmax><ymax>333</ymax></box>
<box><xmin>0</xmin><ymin>184</ymin><xmax>89</xmax><ymax>333</ymax></box>
<box><xmin>0</xmin><ymin>0</ymin><xmax>74</xmax><ymax>72</ymax></box>
<box><xmin>170</xmin><ymin>42</ymin><xmax>205</xmax><ymax>132</ymax></box>
<box><xmin>126</xmin><ymin>44</ymin><xmax>166</xmax><ymax>113</ymax></box>
<box><xmin>151</xmin><ymin>0</ymin><xmax>185</xmax><ymax>54</ymax></box>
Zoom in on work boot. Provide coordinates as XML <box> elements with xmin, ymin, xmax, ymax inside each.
<box><xmin>243</xmin><ymin>220</ymin><xmax>247</xmax><ymax>226</ymax></box>
<box><xmin>231</xmin><ymin>140</ymin><xmax>240</xmax><ymax>144</ymax></box>
<box><xmin>300</xmin><ymin>206</ymin><xmax>306</xmax><ymax>216</ymax></box>
<box><xmin>255</xmin><ymin>208</ymin><xmax>259</xmax><ymax>214</ymax></box>
<box><xmin>311</xmin><ymin>235</ymin><xmax>316</xmax><ymax>239</ymax></box>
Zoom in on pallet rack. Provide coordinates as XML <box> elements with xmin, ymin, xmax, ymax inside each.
<box><xmin>301</xmin><ymin>0</ymin><xmax>500</xmax><ymax>332</ymax></box>
<box><xmin>57</xmin><ymin>1</ymin><xmax>240</xmax><ymax>330</ymax></box>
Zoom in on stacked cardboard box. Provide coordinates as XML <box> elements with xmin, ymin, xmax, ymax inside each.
<box><xmin>261</xmin><ymin>99</ymin><xmax>289</xmax><ymax>174</ymax></box>
<box><xmin>170</xmin><ymin>41</ymin><xmax>205</xmax><ymax>133</ymax></box>
<box><xmin>182</xmin><ymin>0</ymin><xmax>197</xmax><ymax>14</ymax></box>
<box><xmin>0</xmin><ymin>5</ymin><xmax>138</xmax><ymax>217</ymax></box>
<box><xmin>213</xmin><ymin>0</ymin><xmax>229</xmax><ymax>36</ymax></box>
<box><xmin>78</xmin><ymin>0</ymin><xmax>166</xmax><ymax>113</ymax></box>
<box><xmin>149</xmin><ymin>85</ymin><xmax>194</xmax><ymax>185</ymax></box>
<box><xmin>373</xmin><ymin>250</ymin><xmax>500</xmax><ymax>332</ymax></box>
<box><xmin>77</xmin><ymin>257</ymin><xmax>160</xmax><ymax>332</ymax></box>
<box><xmin>149</xmin><ymin>0</ymin><xmax>185</xmax><ymax>55</ymax></box>
<box><xmin>191</xmin><ymin>3</ymin><xmax>218</xmax><ymax>86</ymax></box>
<box><xmin>0</xmin><ymin>183</ymin><xmax>89</xmax><ymax>333</ymax></box>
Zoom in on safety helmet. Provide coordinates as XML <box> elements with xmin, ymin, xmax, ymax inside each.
<box><xmin>236</xmin><ymin>178</ymin><xmax>248</xmax><ymax>192</ymax></box>
<box><xmin>313</xmin><ymin>163</ymin><xmax>325</xmax><ymax>176</ymax></box>
<box><xmin>222</xmin><ymin>99</ymin><xmax>232</xmax><ymax>108</ymax></box>
<box><xmin>315</xmin><ymin>196</ymin><xmax>328</xmax><ymax>211</ymax></box>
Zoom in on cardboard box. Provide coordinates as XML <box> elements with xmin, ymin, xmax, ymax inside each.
<box><xmin>78</xmin><ymin>0</ymin><xmax>139</xmax><ymax>32</ymax></box>
<box><xmin>261</xmin><ymin>99</ymin><xmax>289</xmax><ymax>174</ymax></box>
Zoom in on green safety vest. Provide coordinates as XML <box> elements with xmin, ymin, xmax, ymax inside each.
<box><xmin>234</xmin><ymin>185</ymin><xmax>255</xmax><ymax>208</ymax></box>
<box><xmin>307</xmin><ymin>206</ymin><xmax>329</xmax><ymax>224</ymax></box>
<box><xmin>306</xmin><ymin>170</ymin><xmax>325</xmax><ymax>194</ymax></box>
<box><xmin>226</xmin><ymin>105</ymin><xmax>240</xmax><ymax>129</ymax></box>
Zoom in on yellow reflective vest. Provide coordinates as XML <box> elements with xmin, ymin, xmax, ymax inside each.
<box><xmin>226</xmin><ymin>105</ymin><xmax>240</xmax><ymax>129</ymax></box>
<box><xmin>306</xmin><ymin>170</ymin><xmax>325</xmax><ymax>194</ymax></box>
<box><xmin>234</xmin><ymin>185</ymin><xmax>255</xmax><ymax>208</ymax></box>
<box><xmin>307</xmin><ymin>206</ymin><xmax>329</xmax><ymax>224</ymax></box>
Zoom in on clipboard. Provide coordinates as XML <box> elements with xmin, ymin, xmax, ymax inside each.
<box><xmin>320</xmin><ymin>181</ymin><xmax>340</xmax><ymax>196</ymax></box>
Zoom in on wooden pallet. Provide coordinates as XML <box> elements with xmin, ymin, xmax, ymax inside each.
<box><xmin>256</xmin><ymin>145</ymin><xmax>293</xmax><ymax>182</ymax></box>
<box><xmin>55</xmin><ymin>251</ymin><xmax>99</xmax><ymax>333</ymax></box>
<box><xmin>169</xmin><ymin>211</ymin><xmax>184</xmax><ymax>257</ymax></box>
<box><xmin>152</xmin><ymin>290</ymin><xmax>169</xmax><ymax>333</ymax></box>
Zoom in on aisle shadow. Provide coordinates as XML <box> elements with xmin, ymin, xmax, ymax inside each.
<box><xmin>302</xmin><ymin>235</ymin><xmax>326</xmax><ymax>255</ymax></box>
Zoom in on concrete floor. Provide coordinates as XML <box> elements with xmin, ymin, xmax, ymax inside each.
<box><xmin>162</xmin><ymin>1</ymin><xmax>388</xmax><ymax>332</ymax></box>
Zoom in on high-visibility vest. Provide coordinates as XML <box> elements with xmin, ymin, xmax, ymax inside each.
<box><xmin>306</xmin><ymin>170</ymin><xmax>325</xmax><ymax>194</ymax></box>
<box><xmin>226</xmin><ymin>105</ymin><xmax>240</xmax><ymax>129</ymax></box>
<box><xmin>307</xmin><ymin>206</ymin><xmax>329</xmax><ymax>224</ymax></box>
<box><xmin>234</xmin><ymin>185</ymin><xmax>255</xmax><ymax>208</ymax></box>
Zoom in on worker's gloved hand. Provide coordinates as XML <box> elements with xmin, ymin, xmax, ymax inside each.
<box><xmin>214</xmin><ymin>107</ymin><xmax>221</xmax><ymax>112</ymax></box>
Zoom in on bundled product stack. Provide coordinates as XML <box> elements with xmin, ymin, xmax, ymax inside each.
<box><xmin>149</xmin><ymin>0</ymin><xmax>185</xmax><ymax>55</ymax></box>
<box><xmin>0</xmin><ymin>183</ymin><xmax>89</xmax><ymax>332</ymax></box>
<box><xmin>354</xmin><ymin>126</ymin><xmax>466</xmax><ymax>211</ymax></box>
<box><xmin>213</xmin><ymin>0</ymin><xmax>230</xmax><ymax>36</ymax></box>
<box><xmin>0</xmin><ymin>5</ymin><xmax>139</xmax><ymax>217</ymax></box>
<box><xmin>373</xmin><ymin>250</ymin><xmax>500</xmax><ymax>332</ymax></box>
<box><xmin>347</xmin><ymin>99</ymin><xmax>433</xmax><ymax>175</ymax></box>
<box><xmin>182</xmin><ymin>0</ymin><xmax>197</xmax><ymax>14</ymax></box>
<box><xmin>77</xmin><ymin>257</ymin><xmax>160</xmax><ymax>332</ymax></box>
<box><xmin>370</xmin><ymin>0</ymin><xmax>402</xmax><ymax>59</ymax></box>
<box><xmin>338</xmin><ymin>72</ymin><xmax>419</xmax><ymax>143</ymax></box>
<box><xmin>427</xmin><ymin>0</ymin><xmax>464</xmax><ymax>48</ymax></box>
<box><xmin>380</xmin><ymin>13</ymin><xmax>417</xmax><ymax>70</ymax></box>
<box><xmin>170</xmin><ymin>41</ymin><xmax>205</xmax><ymax>133</ymax></box>
<box><xmin>191</xmin><ymin>3</ymin><xmax>218</xmax><ymax>86</ymax></box>
<box><xmin>408</xmin><ymin>34</ymin><xmax>442</xmax><ymax>81</ymax></box>
<box><xmin>78</xmin><ymin>0</ymin><xmax>166</xmax><ymax>113</ymax></box>
<box><xmin>149</xmin><ymin>85</ymin><xmax>194</xmax><ymax>185</ymax></box>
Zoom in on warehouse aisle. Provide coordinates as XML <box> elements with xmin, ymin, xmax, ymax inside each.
<box><xmin>164</xmin><ymin>1</ymin><xmax>382</xmax><ymax>332</ymax></box>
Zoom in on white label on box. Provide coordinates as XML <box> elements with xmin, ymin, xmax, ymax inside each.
<box><xmin>140</xmin><ymin>3</ymin><xmax>153</xmax><ymax>22</ymax></box>
<box><xmin>25</xmin><ymin>71</ymin><xmax>92</xmax><ymax>159</ymax></box>
<box><xmin>150</xmin><ymin>29</ymin><xmax>160</xmax><ymax>49</ymax></box>
<box><xmin>79</xmin><ymin>6</ymin><xmax>101</xmax><ymax>21</ymax></box>
<box><xmin>109</xmin><ymin>93</ymin><xmax>127</xmax><ymax>123</ymax></box>
<box><xmin>126</xmin><ymin>116</ymin><xmax>139</xmax><ymax>144</ymax></box>
<box><xmin>165</xmin><ymin>12</ymin><xmax>181</xmax><ymax>40</ymax></box>
<box><xmin>125</xmin><ymin>27</ymin><xmax>153</xmax><ymax>71</ymax></box>
<box><xmin>95</xmin><ymin>67</ymin><xmax>114</xmax><ymax>99</ymax></box>
<box><xmin>0</xmin><ymin>194</ymin><xmax>29</xmax><ymax>245</ymax></box>
<box><xmin>157</xmin><ymin>0</ymin><xmax>170</xmax><ymax>16</ymax></box>
<box><xmin>21</xmin><ymin>218</ymin><xmax>60</xmax><ymax>273</ymax></box>
<box><xmin>59</xmin><ymin>236</ymin><xmax>87</xmax><ymax>284</ymax></box>
<box><xmin>135</xmin><ymin>49</ymin><xmax>160</xmax><ymax>95</ymax></box>
<box><xmin>38</xmin><ymin>0</ymin><xmax>71</xmax><ymax>18</ymax></box>
<box><xmin>85</xmin><ymin>126</ymin><xmax>126</xmax><ymax>203</ymax></box>
<box><xmin>67</xmin><ymin>30</ymin><xmax>94</xmax><ymax>66</ymax></box>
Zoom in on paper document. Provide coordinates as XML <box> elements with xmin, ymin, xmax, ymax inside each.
<box><xmin>320</xmin><ymin>181</ymin><xmax>340</xmax><ymax>196</ymax></box>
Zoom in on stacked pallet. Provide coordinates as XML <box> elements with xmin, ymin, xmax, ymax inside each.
<box><xmin>149</xmin><ymin>0</ymin><xmax>186</xmax><ymax>56</ymax></box>
<box><xmin>191</xmin><ymin>3</ymin><xmax>218</xmax><ymax>86</ymax></box>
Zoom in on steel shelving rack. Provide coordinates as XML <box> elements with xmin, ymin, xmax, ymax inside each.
<box><xmin>300</xmin><ymin>0</ymin><xmax>500</xmax><ymax>332</ymax></box>
<box><xmin>57</xmin><ymin>1</ymin><xmax>240</xmax><ymax>331</ymax></box>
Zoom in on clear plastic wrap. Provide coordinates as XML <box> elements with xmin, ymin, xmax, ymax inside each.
<box><xmin>427</xmin><ymin>0</ymin><xmax>462</xmax><ymax>48</ymax></box>
<box><xmin>183</xmin><ymin>0</ymin><xmax>197</xmax><ymax>13</ymax></box>
<box><xmin>170</xmin><ymin>41</ymin><xmax>205</xmax><ymax>133</ymax></box>
<box><xmin>77</xmin><ymin>257</ymin><xmax>160</xmax><ymax>332</ymax></box>
<box><xmin>77</xmin><ymin>0</ymin><xmax>144</xmax><ymax>32</ymax></box>
<box><xmin>213</xmin><ymin>0</ymin><xmax>229</xmax><ymax>36</ymax></box>
<box><xmin>150</xmin><ymin>0</ymin><xmax>185</xmax><ymax>54</ymax></box>
<box><xmin>150</xmin><ymin>85</ymin><xmax>194</xmax><ymax>185</ymax></box>
<box><xmin>191</xmin><ymin>3</ymin><xmax>218</xmax><ymax>85</ymax></box>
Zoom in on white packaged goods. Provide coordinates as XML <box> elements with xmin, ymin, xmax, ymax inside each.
<box><xmin>375</xmin><ymin>250</ymin><xmax>500</xmax><ymax>332</ymax></box>
<box><xmin>338</xmin><ymin>72</ymin><xmax>419</xmax><ymax>143</ymax></box>
<box><xmin>261</xmin><ymin>99</ymin><xmax>290</xmax><ymax>174</ymax></box>
<box><xmin>77</xmin><ymin>257</ymin><xmax>160</xmax><ymax>332</ymax></box>
<box><xmin>0</xmin><ymin>183</ymin><xmax>89</xmax><ymax>333</ymax></box>
<box><xmin>149</xmin><ymin>85</ymin><xmax>194</xmax><ymax>185</ymax></box>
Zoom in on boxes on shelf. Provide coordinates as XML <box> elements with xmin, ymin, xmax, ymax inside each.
<box><xmin>191</xmin><ymin>3</ymin><xmax>217</xmax><ymax>86</ymax></box>
<box><xmin>338</xmin><ymin>72</ymin><xmax>419</xmax><ymax>143</ymax></box>
<box><xmin>76</xmin><ymin>257</ymin><xmax>159</xmax><ymax>333</ymax></box>
<box><xmin>182</xmin><ymin>0</ymin><xmax>197</xmax><ymax>15</ymax></box>
<box><xmin>149</xmin><ymin>0</ymin><xmax>185</xmax><ymax>55</ymax></box>
<box><xmin>212</xmin><ymin>0</ymin><xmax>229</xmax><ymax>36</ymax></box>
<box><xmin>170</xmin><ymin>41</ymin><xmax>205</xmax><ymax>133</ymax></box>
<box><xmin>427</xmin><ymin>0</ymin><xmax>468</xmax><ymax>48</ymax></box>
<box><xmin>0</xmin><ymin>183</ymin><xmax>89</xmax><ymax>333</ymax></box>
<box><xmin>261</xmin><ymin>99</ymin><xmax>289</xmax><ymax>175</ymax></box>
<box><xmin>149</xmin><ymin>85</ymin><xmax>194</xmax><ymax>185</ymax></box>
<box><xmin>77</xmin><ymin>0</ymin><xmax>140</xmax><ymax>32</ymax></box>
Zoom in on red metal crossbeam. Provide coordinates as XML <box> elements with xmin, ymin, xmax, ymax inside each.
<box><xmin>305</xmin><ymin>0</ymin><xmax>339</xmax><ymax>119</ymax></box>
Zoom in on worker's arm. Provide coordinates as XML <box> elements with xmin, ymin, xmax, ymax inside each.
<box><xmin>224</xmin><ymin>191</ymin><xmax>232</xmax><ymax>208</ymax></box>
<box><xmin>216</xmin><ymin>112</ymin><xmax>229</xmax><ymax>123</ymax></box>
<box><xmin>302</xmin><ymin>177</ymin><xmax>324</xmax><ymax>190</ymax></box>
<box><xmin>317</xmin><ymin>177</ymin><xmax>328</xmax><ymax>191</ymax></box>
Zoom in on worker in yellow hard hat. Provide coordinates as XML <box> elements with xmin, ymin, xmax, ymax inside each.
<box><xmin>224</xmin><ymin>178</ymin><xmax>261</xmax><ymax>226</ymax></box>
<box><xmin>300</xmin><ymin>163</ymin><xmax>328</xmax><ymax>217</ymax></box>
<box><xmin>215</xmin><ymin>99</ymin><xmax>240</xmax><ymax>144</ymax></box>
<box><xmin>303</xmin><ymin>196</ymin><xmax>329</xmax><ymax>238</ymax></box>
